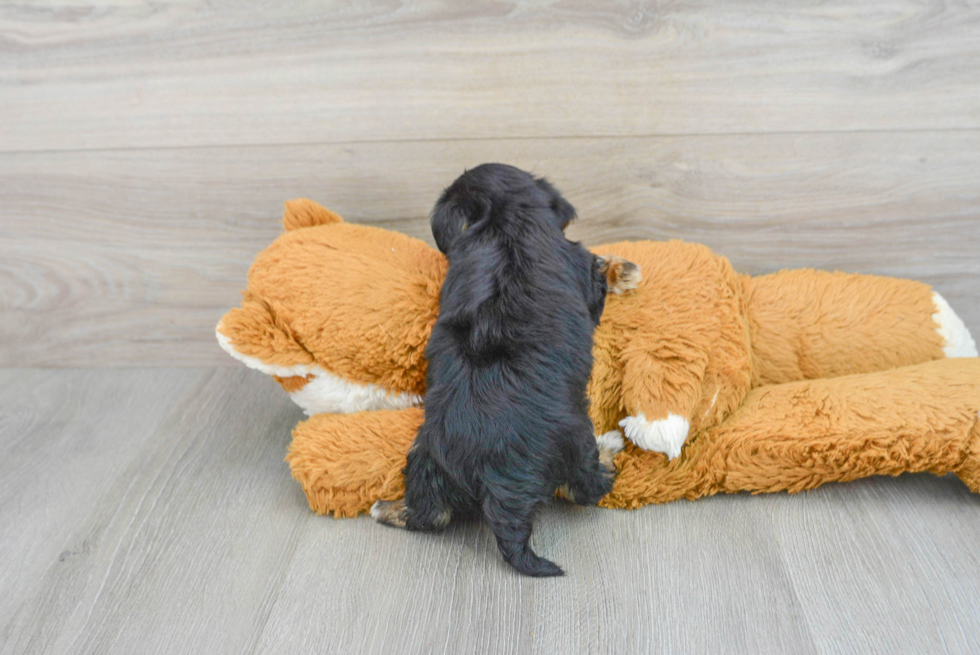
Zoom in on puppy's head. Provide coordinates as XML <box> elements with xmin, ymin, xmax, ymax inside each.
<box><xmin>430</xmin><ymin>163</ymin><xmax>576</xmax><ymax>254</ymax></box>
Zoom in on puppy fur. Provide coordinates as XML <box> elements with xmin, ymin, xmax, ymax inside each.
<box><xmin>371</xmin><ymin>164</ymin><xmax>617</xmax><ymax>577</ymax></box>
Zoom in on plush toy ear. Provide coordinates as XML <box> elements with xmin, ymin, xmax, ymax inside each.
<box><xmin>283</xmin><ymin>198</ymin><xmax>344</xmax><ymax>231</ymax></box>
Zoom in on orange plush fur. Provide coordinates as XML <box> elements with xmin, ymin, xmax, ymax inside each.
<box><xmin>217</xmin><ymin>200</ymin><xmax>980</xmax><ymax>517</ymax></box>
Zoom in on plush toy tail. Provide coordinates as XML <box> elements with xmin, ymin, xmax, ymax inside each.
<box><xmin>603</xmin><ymin>357</ymin><xmax>980</xmax><ymax>508</ymax></box>
<box><xmin>282</xmin><ymin>198</ymin><xmax>344</xmax><ymax>231</ymax></box>
<box><xmin>741</xmin><ymin>270</ymin><xmax>973</xmax><ymax>387</ymax></box>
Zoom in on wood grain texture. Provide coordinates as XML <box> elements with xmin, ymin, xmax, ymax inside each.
<box><xmin>4</xmin><ymin>369</ymin><xmax>980</xmax><ymax>654</ymax></box>
<box><xmin>772</xmin><ymin>478</ymin><xmax>980</xmax><ymax>654</ymax></box>
<box><xmin>3</xmin><ymin>1</ymin><xmax>980</xmax><ymax>152</ymax></box>
<box><xmin>2</xmin><ymin>133</ymin><xmax>978</xmax><ymax>366</ymax></box>
<box><xmin>0</xmin><ymin>369</ymin><xmax>308</xmax><ymax>655</ymax></box>
<box><xmin>0</xmin><ymin>368</ymin><xmax>207</xmax><ymax>638</ymax></box>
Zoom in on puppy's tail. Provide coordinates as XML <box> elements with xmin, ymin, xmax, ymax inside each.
<box><xmin>496</xmin><ymin>538</ymin><xmax>564</xmax><ymax>577</ymax></box>
<box><xmin>483</xmin><ymin>493</ymin><xmax>564</xmax><ymax>577</ymax></box>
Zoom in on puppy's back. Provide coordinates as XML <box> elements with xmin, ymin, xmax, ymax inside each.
<box><xmin>425</xmin><ymin>165</ymin><xmax>600</xmax><ymax>469</ymax></box>
<box><xmin>409</xmin><ymin>164</ymin><xmax>605</xmax><ymax>577</ymax></box>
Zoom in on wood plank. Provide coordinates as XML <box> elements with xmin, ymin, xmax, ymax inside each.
<box><xmin>3</xmin><ymin>1</ymin><xmax>980</xmax><ymax>152</ymax></box>
<box><xmin>4</xmin><ymin>369</ymin><xmax>980</xmax><ymax>653</ymax></box>
<box><xmin>770</xmin><ymin>475</ymin><xmax>980</xmax><ymax>654</ymax></box>
<box><xmin>2</xmin><ymin>132</ymin><xmax>978</xmax><ymax>367</ymax></box>
<box><xmin>0</xmin><ymin>368</ymin><xmax>207</xmax><ymax>635</ymax></box>
<box><xmin>254</xmin><ymin>495</ymin><xmax>816</xmax><ymax>654</ymax></box>
<box><xmin>0</xmin><ymin>369</ymin><xmax>308</xmax><ymax>655</ymax></box>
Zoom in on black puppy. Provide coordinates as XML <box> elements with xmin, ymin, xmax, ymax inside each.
<box><xmin>372</xmin><ymin>164</ymin><xmax>633</xmax><ymax>577</ymax></box>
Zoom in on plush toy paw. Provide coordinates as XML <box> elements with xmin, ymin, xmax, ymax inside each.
<box><xmin>596</xmin><ymin>255</ymin><xmax>642</xmax><ymax>294</ymax></box>
<box><xmin>618</xmin><ymin>413</ymin><xmax>690</xmax><ymax>459</ymax></box>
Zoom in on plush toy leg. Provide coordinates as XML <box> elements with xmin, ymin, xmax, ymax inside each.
<box><xmin>286</xmin><ymin>361</ymin><xmax>980</xmax><ymax>516</ymax></box>
<box><xmin>601</xmin><ymin>241</ymin><xmax>755</xmax><ymax>460</ymax></box>
<box><xmin>286</xmin><ymin>408</ymin><xmax>422</xmax><ymax>517</ymax></box>
<box><xmin>617</xmin><ymin>338</ymin><xmax>709</xmax><ymax>460</ymax></box>
<box><xmin>602</xmin><ymin>358</ymin><xmax>980</xmax><ymax>509</ymax></box>
<box><xmin>743</xmin><ymin>270</ymin><xmax>974</xmax><ymax>387</ymax></box>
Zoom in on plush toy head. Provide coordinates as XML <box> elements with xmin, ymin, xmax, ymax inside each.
<box><xmin>217</xmin><ymin>199</ymin><xmax>446</xmax><ymax>414</ymax></box>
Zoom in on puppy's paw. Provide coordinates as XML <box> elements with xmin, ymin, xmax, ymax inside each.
<box><xmin>555</xmin><ymin>483</ymin><xmax>576</xmax><ymax>504</ymax></box>
<box><xmin>596</xmin><ymin>255</ymin><xmax>642</xmax><ymax>294</ymax></box>
<box><xmin>618</xmin><ymin>413</ymin><xmax>689</xmax><ymax>460</ymax></box>
<box><xmin>595</xmin><ymin>429</ymin><xmax>625</xmax><ymax>472</ymax></box>
<box><xmin>370</xmin><ymin>499</ymin><xmax>408</xmax><ymax>528</ymax></box>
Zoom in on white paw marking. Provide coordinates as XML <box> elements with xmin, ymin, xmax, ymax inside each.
<box><xmin>369</xmin><ymin>501</ymin><xmax>383</xmax><ymax>520</ymax></box>
<box><xmin>618</xmin><ymin>413</ymin><xmax>690</xmax><ymax>459</ymax></box>
<box><xmin>595</xmin><ymin>430</ymin><xmax>626</xmax><ymax>454</ymax></box>
<box><xmin>932</xmin><ymin>292</ymin><xmax>978</xmax><ymax>358</ymax></box>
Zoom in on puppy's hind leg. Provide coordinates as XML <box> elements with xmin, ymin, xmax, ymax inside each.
<box><xmin>563</xmin><ymin>430</ymin><xmax>624</xmax><ymax>506</ymax></box>
<box><xmin>371</xmin><ymin>446</ymin><xmax>453</xmax><ymax>532</ymax></box>
<box><xmin>370</xmin><ymin>498</ymin><xmax>410</xmax><ymax>527</ymax></box>
<box><xmin>596</xmin><ymin>430</ymin><xmax>626</xmax><ymax>472</ymax></box>
<box><xmin>482</xmin><ymin>488</ymin><xmax>563</xmax><ymax>577</ymax></box>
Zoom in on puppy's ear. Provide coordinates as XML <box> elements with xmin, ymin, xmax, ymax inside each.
<box><xmin>430</xmin><ymin>189</ymin><xmax>490</xmax><ymax>254</ymax></box>
<box><xmin>535</xmin><ymin>176</ymin><xmax>577</xmax><ymax>231</ymax></box>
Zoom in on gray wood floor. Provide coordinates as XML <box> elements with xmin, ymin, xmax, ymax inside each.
<box><xmin>4</xmin><ymin>1</ymin><xmax>980</xmax><ymax>653</ymax></box>
<box><xmin>3</xmin><ymin>368</ymin><xmax>980</xmax><ymax>654</ymax></box>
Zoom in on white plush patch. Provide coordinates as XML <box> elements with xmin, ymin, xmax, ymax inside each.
<box><xmin>595</xmin><ymin>430</ymin><xmax>626</xmax><ymax>454</ymax></box>
<box><xmin>932</xmin><ymin>292</ymin><xmax>978</xmax><ymax>358</ymax></box>
<box><xmin>216</xmin><ymin>325</ymin><xmax>422</xmax><ymax>415</ymax></box>
<box><xmin>289</xmin><ymin>369</ymin><xmax>422</xmax><ymax>416</ymax></box>
<box><xmin>619</xmin><ymin>413</ymin><xmax>690</xmax><ymax>459</ymax></box>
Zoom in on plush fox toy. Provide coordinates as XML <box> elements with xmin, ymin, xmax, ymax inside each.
<box><xmin>217</xmin><ymin>199</ymin><xmax>980</xmax><ymax>517</ymax></box>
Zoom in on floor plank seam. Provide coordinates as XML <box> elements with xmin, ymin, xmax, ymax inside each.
<box><xmin>4</xmin><ymin>125</ymin><xmax>980</xmax><ymax>157</ymax></box>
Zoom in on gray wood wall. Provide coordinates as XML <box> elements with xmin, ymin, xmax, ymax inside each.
<box><xmin>3</xmin><ymin>1</ymin><xmax>979</xmax><ymax>367</ymax></box>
